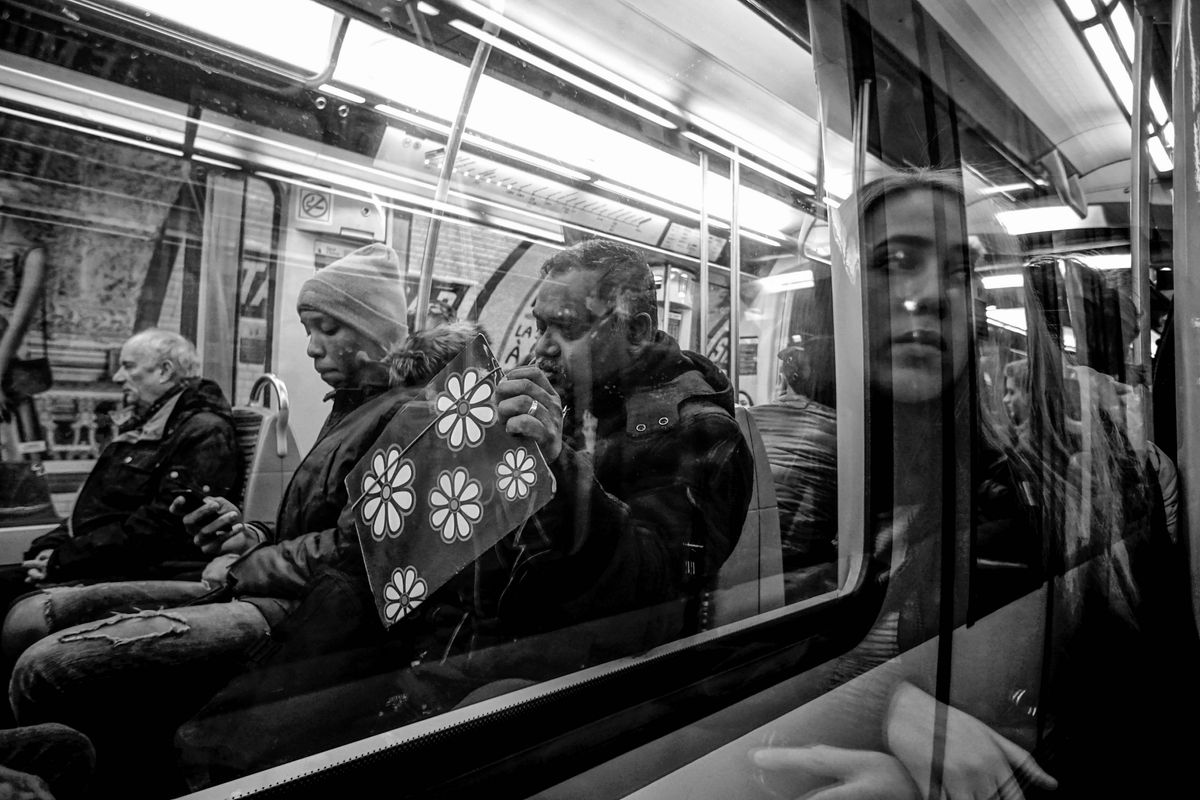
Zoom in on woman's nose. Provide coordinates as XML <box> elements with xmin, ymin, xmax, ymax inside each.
<box><xmin>895</xmin><ymin>264</ymin><xmax>945</xmax><ymax>315</ymax></box>
<box><xmin>306</xmin><ymin>335</ymin><xmax>323</xmax><ymax>358</ymax></box>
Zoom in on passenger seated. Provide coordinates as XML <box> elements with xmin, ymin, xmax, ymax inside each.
<box><xmin>1001</xmin><ymin>358</ymin><xmax>1030</xmax><ymax>447</ymax></box>
<box><xmin>172</xmin><ymin>238</ymin><xmax>754</xmax><ymax>784</ymax></box>
<box><xmin>0</xmin><ymin>329</ymin><xmax>239</xmax><ymax>615</ymax></box>
<box><xmin>748</xmin><ymin>342</ymin><xmax>838</xmax><ymax>600</ymax></box>
<box><xmin>5</xmin><ymin>243</ymin><xmax>435</xmax><ymax>797</ymax></box>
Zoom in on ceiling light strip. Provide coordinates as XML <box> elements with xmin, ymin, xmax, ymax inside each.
<box><xmin>446</xmin><ymin>0</ymin><xmax>681</xmax><ymax>118</ymax></box>
<box><xmin>448</xmin><ymin>20</ymin><xmax>676</xmax><ymax>130</ymax></box>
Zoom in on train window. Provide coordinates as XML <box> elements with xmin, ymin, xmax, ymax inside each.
<box><xmin>0</xmin><ymin>0</ymin><xmax>1196</xmax><ymax>798</ymax></box>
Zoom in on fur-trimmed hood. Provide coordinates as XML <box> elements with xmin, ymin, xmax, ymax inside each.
<box><xmin>382</xmin><ymin>321</ymin><xmax>489</xmax><ymax>388</ymax></box>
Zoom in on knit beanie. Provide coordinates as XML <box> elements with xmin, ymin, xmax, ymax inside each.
<box><xmin>297</xmin><ymin>243</ymin><xmax>409</xmax><ymax>351</ymax></box>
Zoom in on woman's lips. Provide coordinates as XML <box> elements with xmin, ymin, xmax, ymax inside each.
<box><xmin>891</xmin><ymin>329</ymin><xmax>945</xmax><ymax>350</ymax></box>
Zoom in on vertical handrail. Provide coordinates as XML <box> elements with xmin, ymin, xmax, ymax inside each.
<box><xmin>1130</xmin><ymin>8</ymin><xmax>1154</xmax><ymax>438</ymax></box>
<box><xmin>728</xmin><ymin>149</ymin><xmax>741</xmax><ymax>391</ymax></box>
<box><xmin>415</xmin><ymin>29</ymin><xmax>495</xmax><ymax>332</ymax></box>
<box><xmin>1171</xmin><ymin>0</ymin><xmax>1200</xmax><ymax>625</ymax></box>
<box><xmin>698</xmin><ymin>151</ymin><xmax>710</xmax><ymax>353</ymax></box>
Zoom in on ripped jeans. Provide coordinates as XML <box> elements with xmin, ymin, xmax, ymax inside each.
<box><xmin>8</xmin><ymin>587</ymin><xmax>271</xmax><ymax>796</ymax></box>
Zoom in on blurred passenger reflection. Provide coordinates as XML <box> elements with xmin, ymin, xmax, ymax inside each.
<box><xmin>748</xmin><ymin>342</ymin><xmax>838</xmax><ymax>601</ymax></box>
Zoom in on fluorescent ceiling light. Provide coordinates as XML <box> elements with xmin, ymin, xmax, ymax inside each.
<box><xmin>1085</xmin><ymin>25</ymin><xmax>1133</xmax><ymax>114</ymax></box>
<box><xmin>1149</xmin><ymin>80</ymin><xmax>1169</xmax><ymax>125</ymax></box>
<box><xmin>449</xmin><ymin>21</ymin><xmax>676</xmax><ymax>130</ymax></box>
<box><xmin>758</xmin><ymin>270</ymin><xmax>814</xmax><ymax>293</ymax></box>
<box><xmin>111</xmin><ymin>0</ymin><xmax>338</xmax><ymax>73</ymax></box>
<box><xmin>981</xmin><ymin>273</ymin><xmax>1024</xmax><ymax>289</ymax></box>
<box><xmin>1111</xmin><ymin>2</ymin><xmax>1135</xmax><ymax>62</ymax></box>
<box><xmin>1063</xmin><ymin>0</ymin><xmax>1097</xmax><ymax>22</ymax></box>
<box><xmin>318</xmin><ymin>84</ymin><xmax>365</xmax><ymax>104</ymax></box>
<box><xmin>1164</xmin><ymin>121</ymin><xmax>1175</xmax><ymax>148</ymax></box>
<box><xmin>447</xmin><ymin>0</ymin><xmax>681</xmax><ymax>119</ymax></box>
<box><xmin>1148</xmin><ymin>135</ymin><xmax>1173</xmax><ymax>172</ymax></box>
<box><xmin>996</xmin><ymin>205</ymin><xmax>1106</xmax><ymax>234</ymax></box>
<box><xmin>1079</xmin><ymin>253</ymin><xmax>1130</xmax><ymax>270</ymax></box>
<box><xmin>337</xmin><ymin>22</ymin><xmax>805</xmax><ymax>239</ymax></box>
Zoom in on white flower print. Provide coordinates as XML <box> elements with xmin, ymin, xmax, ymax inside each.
<box><xmin>434</xmin><ymin>369</ymin><xmax>496</xmax><ymax>450</ymax></box>
<box><xmin>496</xmin><ymin>447</ymin><xmax>537</xmax><ymax>501</ymax></box>
<box><xmin>359</xmin><ymin>446</ymin><xmax>416</xmax><ymax>540</ymax></box>
<box><xmin>383</xmin><ymin>566</ymin><xmax>427</xmax><ymax>623</ymax></box>
<box><xmin>428</xmin><ymin>467</ymin><xmax>484</xmax><ymax>543</ymax></box>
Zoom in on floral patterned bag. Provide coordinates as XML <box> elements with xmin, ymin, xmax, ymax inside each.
<box><xmin>345</xmin><ymin>334</ymin><xmax>555</xmax><ymax>629</ymax></box>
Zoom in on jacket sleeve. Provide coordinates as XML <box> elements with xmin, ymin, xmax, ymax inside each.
<box><xmin>225</xmin><ymin>513</ymin><xmax>356</xmax><ymax>599</ymax></box>
<box><xmin>45</xmin><ymin>412</ymin><xmax>240</xmax><ymax>581</ymax></box>
<box><xmin>499</xmin><ymin>408</ymin><xmax>753</xmax><ymax>634</ymax></box>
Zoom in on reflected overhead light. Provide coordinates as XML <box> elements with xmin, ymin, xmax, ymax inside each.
<box><xmin>112</xmin><ymin>0</ymin><xmax>339</xmax><ymax>73</ymax></box>
<box><xmin>416</xmin><ymin>1</ymin><xmax>439</xmax><ymax>14</ymax></box>
<box><xmin>1148</xmin><ymin>135</ymin><xmax>1173</xmax><ymax>172</ymax></box>
<box><xmin>192</xmin><ymin>153</ymin><xmax>241</xmax><ymax>170</ymax></box>
<box><xmin>1149</xmin><ymin>80</ymin><xmax>1169</xmax><ymax>125</ymax></box>
<box><xmin>374</xmin><ymin>104</ymin><xmax>451</xmax><ymax>135</ymax></box>
<box><xmin>0</xmin><ymin>104</ymin><xmax>184</xmax><ymax>157</ymax></box>
<box><xmin>318</xmin><ymin>84</ymin><xmax>365</xmax><ymax>104</ymax></box>
<box><xmin>1084</xmin><ymin>25</ymin><xmax>1133</xmax><ymax>114</ymax></box>
<box><xmin>448</xmin><ymin>0</ymin><xmax>681</xmax><ymax>118</ymax></box>
<box><xmin>449</xmin><ymin>20</ymin><xmax>677</xmax><ymax>130</ymax></box>
<box><xmin>1111</xmin><ymin>2</ymin><xmax>1135</xmax><ymax>61</ymax></box>
<box><xmin>1079</xmin><ymin>253</ymin><xmax>1130</xmax><ymax>270</ymax></box>
<box><xmin>758</xmin><ymin>270</ymin><xmax>814</xmax><ymax>293</ymax></box>
<box><xmin>979</xmin><ymin>182</ymin><xmax>1033</xmax><ymax>196</ymax></box>
<box><xmin>981</xmin><ymin>273</ymin><xmax>1024</xmax><ymax>289</ymax></box>
<box><xmin>683</xmin><ymin>131</ymin><xmax>734</xmax><ymax>158</ymax></box>
<box><xmin>996</xmin><ymin>205</ymin><xmax>1106</xmax><ymax>234</ymax></box>
<box><xmin>740</xmin><ymin>229</ymin><xmax>785</xmax><ymax>247</ymax></box>
<box><xmin>1063</xmin><ymin>0</ymin><xmax>1097</xmax><ymax>22</ymax></box>
<box><xmin>1164</xmin><ymin>121</ymin><xmax>1175</xmax><ymax>148</ymax></box>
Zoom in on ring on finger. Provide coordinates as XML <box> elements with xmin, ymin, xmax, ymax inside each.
<box><xmin>528</xmin><ymin>398</ymin><xmax>540</xmax><ymax>416</ymax></box>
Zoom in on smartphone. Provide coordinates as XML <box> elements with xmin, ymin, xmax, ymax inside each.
<box><xmin>173</xmin><ymin>488</ymin><xmax>208</xmax><ymax>514</ymax></box>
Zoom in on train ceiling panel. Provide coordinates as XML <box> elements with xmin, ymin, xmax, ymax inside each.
<box><xmin>921</xmin><ymin>0</ymin><xmax>1133</xmax><ymax>196</ymax></box>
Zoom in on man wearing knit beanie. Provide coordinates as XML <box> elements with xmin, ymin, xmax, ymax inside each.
<box><xmin>297</xmin><ymin>243</ymin><xmax>409</xmax><ymax>358</ymax></box>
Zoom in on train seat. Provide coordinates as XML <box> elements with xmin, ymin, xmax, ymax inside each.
<box><xmin>233</xmin><ymin>375</ymin><xmax>302</xmax><ymax>524</ymax></box>
<box><xmin>697</xmin><ymin>405</ymin><xmax>785</xmax><ymax>629</ymax></box>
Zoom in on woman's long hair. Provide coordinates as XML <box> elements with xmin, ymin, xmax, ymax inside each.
<box><xmin>846</xmin><ymin>169</ymin><xmax>1152</xmax><ymax>617</ymax></box>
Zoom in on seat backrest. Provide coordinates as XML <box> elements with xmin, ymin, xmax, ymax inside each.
<box><xmin>233</xmin><ymin>375</ymin><xmax>302</xmax><ymax>523</ymax></box>
<box><xmin>697</xmin><ymin>406</ymin><xmax>784</xmax><ymax>629</ymax></box>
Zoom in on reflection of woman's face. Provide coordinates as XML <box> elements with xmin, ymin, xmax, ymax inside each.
<box><xmin>865</xmin><ymin>187</ymin><xmax>971</xmax><ymax>404</ymax></box>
